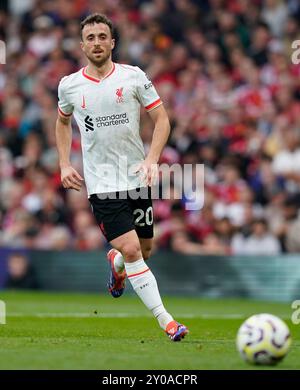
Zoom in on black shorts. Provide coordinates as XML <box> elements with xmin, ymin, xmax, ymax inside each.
<box><xmin>89</xmin><ymin>187</ymin><xmax>154</xmax><ymax>242</ymax></box>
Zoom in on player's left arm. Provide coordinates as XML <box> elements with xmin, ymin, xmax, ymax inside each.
<box><xmin>138</xmin><ymin>104</ymin><xmax>170</xmax><ymax>186</ymax></box>
<box><xmin>147</xmin><ymin>104</ymin><xmax>170</xmax><ymax>163</ymax></box>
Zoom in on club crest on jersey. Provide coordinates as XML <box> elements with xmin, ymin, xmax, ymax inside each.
<box><xmin>116</xmin><ymin>87</ymin><xmax>124</xmax><ymax>103</ymax></box>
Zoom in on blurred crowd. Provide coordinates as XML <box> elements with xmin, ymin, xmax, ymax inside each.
<box><xmin>1</xmin><ymin>0</ymin><xmax>300</xmax><ymax>256</ymax></box>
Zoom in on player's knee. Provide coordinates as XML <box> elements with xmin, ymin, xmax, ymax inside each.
<box><xmin>121</xmin><ymin>242</ymin><xmax>142</xmax><ymax>261</ymax></box>
<box><xmin>142</xmin><ymin>246</ymin><xmax>152</xmax><ymax>260</ymax></box>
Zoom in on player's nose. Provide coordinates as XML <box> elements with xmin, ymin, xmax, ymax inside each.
<box><xmin>94</xmin><ymin>37</ymin><xmax>102</xmax><ymax>46</ymax></box>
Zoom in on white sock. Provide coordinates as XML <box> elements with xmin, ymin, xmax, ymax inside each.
<box><xmin>125</xmin><ymin>258</ymin><xmax>173</xmax><ymax>330</ymax></box>
<box><xmin>113</xmin><ymin>251</ymin><xmax>125</xmax><ymax>273</ymax></box>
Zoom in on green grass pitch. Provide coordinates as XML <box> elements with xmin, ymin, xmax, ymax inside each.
<box><xmin>0</xmin><ymin>291</ymin><xmax>299</xmax><ymax>370</ymax></box>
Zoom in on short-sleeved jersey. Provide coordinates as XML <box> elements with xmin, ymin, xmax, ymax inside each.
<box><xmin>58</xmin><ymin>63</ymin><xmax>162</xmax><ymax>196</ymax></box>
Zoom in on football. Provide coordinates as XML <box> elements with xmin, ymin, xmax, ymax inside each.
<box><xmin>236</xmin><ymin>313</ymin><xmax>291</xmax><ymax>365</ymax></box>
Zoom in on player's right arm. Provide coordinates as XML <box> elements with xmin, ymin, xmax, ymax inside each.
<box><xmin>55</xmin><ymin>114</ymin><xmax>83</xmax><ymax>191</ymax></box>
<box><xmin>56</xmin><ymin>78</ymin><xmax>83</xmax><ymax>191</ymax></box>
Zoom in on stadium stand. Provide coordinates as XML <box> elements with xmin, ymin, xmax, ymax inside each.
<box><xmin>1</xmin><ymin>0</ymin><xmax>300</xmax><ymax>254</ymax></box>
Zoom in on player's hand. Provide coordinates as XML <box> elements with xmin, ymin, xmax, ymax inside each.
<box><xmin>61</xmin><ymin>166</ymin><xmax>84</xmax><ymax>191</ymax></box>
<box><xmin>135</xmin><ymin>158</ymin><xmax>158</xmax><ymax>187</ymax></box>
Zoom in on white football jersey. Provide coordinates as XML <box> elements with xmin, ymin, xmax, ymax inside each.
<box><xmin>58</xmin><ymin>63</ymin><xmax>162</xmax><ymax>196</ymax></box>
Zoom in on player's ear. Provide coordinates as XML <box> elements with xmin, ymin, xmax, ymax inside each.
<box><xmin>111</xmin><ymin>39</ymin><xmax>115</xmax><ymax>50</ymax></box>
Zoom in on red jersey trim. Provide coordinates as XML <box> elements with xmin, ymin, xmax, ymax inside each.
<box><xmin>145</xmin><ymin>98</ymin><xmax>162</xmax><ymax>111</ymax></box>
<box><xmin>82</xmin><ymin>67</ymin><xmax>100</xmax><ymax>83</ymax></box>
<box><xmin>82</xmin><ymin>63</ymin><xmax>116</xmax><ymax>83</ymax></box>
<box><xmin>127</xmin><ymin>268</ymin><xmax>150</xmax><ymax>278</ymax></box>
<box><xmin>58</xmin><ymin>107</ymin><xmax>72</xmax><ymax>117</ymax></box>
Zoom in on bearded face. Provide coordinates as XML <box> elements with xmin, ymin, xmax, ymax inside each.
<box><xmin>81</xmin><ymin>22</ymin><xmax>115</xmax><ymax>67</ymax></box>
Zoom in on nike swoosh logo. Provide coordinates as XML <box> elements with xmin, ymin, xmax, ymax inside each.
<box><xmin>81</xmin><ymin>95</ymin><xmax>86</xmax><ymax>109</ymax></box>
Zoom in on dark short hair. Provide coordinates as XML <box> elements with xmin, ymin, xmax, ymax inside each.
<box><xmin>252</xmin><ymin>218</ymin><xmax>268</xmax><ymax>228</ymax></box>
<box><xmin>80</xmin><ymin>13</ymin><xmax>114</xmax><ymax>39</ymax></box>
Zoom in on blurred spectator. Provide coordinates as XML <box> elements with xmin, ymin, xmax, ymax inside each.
<box><xmin>261</xmin><ymin>0</ymin><xmax>289</xmax><ymax>38</ymax></box>
<box><xmin>27</xmin><ymin>15</ymin><xmax>58</xmax><ymax>58</ymax></box>
<box><xmin>214</xmin><ymin>217</ymin><xmax>235</xmax><ymax>247</ymax></box>
<box><xmin>48</xmin><ymin>225</ymin><xmax>72</xmax><ymax>250</ymax></box>
<box><xmin>286</xmin><ymin>216</ymin><xmax>300</xmax><ymax>252</ymax></box>
<box><xmin>231</xmin><ymin>218</ymin><xmax>281</xmax><ymax>255</ymax></box>
<box><xmin>272</xmin><ymin>129</ymin><xmax>300</xmax><ymax>193</ymax></box>
<box><xmin>4</xmin><ymin>252</ymin><xmax>39</xmax><ymax>289</ymax></box>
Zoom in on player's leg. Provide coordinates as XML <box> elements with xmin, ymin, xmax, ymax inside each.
<box><xmin>106</xmin><ymin>193</ymin><xmax>154</xmax><ymax>274</ymax></box>
<box><xmin>89</xmin><ymin>194</ymin><xmax>135</xmax><ymax>297</ymax></box>
<box><xmin>108</xmin><ymin>236</ymin><xmax>153</xmax><ymax>276</ymax></box>
<box><xmin>89</xmin><ymin>192</ymin><xmax>188</xmax><ymax>340</ymax></box>
<box><xmin>139</xmin><ymin>238</ymin><xmax>153</xmax><ymax>260</ymax></box>
<box><xmin>105</xmin><ymin>236</ymin><xmax>152</xmax><ymax>299</ymax></box>
<box><xmin>110</xmin><ymin>229</ymin><xmax>188</xmax><ymax>340</ymax></box>
<box><xmin>125</xmin><ymin>189</ymin><xmax>188</xmax><ymax>341</ymax></box>
<box><xmin>107</xmin><ymin>237</ymin><xmax>153</xmax><ymax>299</ymax></box>
<box><xmin>110</xmin><ymin>229</ymin><xmax>142</xmax><ymax>262</ymax></box>
<box><xmin>89</xmin><ymin>193</ymin><xmax>154</xmax><ymax>298</ymax></box>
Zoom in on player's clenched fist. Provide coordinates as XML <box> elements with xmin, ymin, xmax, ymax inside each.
<box><xmin>61</xmin><ymin>166</ymin><xmax>84</xmax><ymax>191</ymax></box>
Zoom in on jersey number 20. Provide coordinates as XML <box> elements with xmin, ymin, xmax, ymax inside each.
<box><xmin>133</xmin><ymin>207</ymin><xmax>153</xmax><ymax>226</ymax></box>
